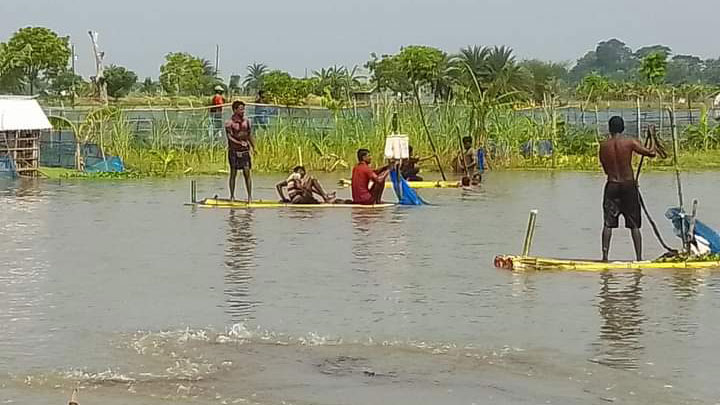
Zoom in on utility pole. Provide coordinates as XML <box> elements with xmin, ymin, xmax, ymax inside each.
<box><xmin>71</xmin><ymin>44</ymin><xmax>76</xmax><ymax>106</ymax></box>
<box><xmin>215</xmin><ymin>44</ymin><xmax>220</xmax><ymax>77</ymax></box>
<box><xmin>88</xmin><ymin>30</ymin><xmax>108</xmax><ymax>105</ymax></box>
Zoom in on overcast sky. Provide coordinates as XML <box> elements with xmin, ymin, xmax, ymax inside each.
<box><xmin>1</xmin><ymin>0</ymin><xmax>717</xmax><ymax>79</ymax></box>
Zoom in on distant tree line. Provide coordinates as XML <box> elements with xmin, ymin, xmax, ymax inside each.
<box><xmin>2</xmin><ymin>27</ymin><xmax>720</xmax><ymax>107</ymax></box>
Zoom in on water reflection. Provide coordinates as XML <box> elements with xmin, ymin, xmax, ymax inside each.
<box><xmin>668</xmin><ymin>270</ymin><xmax>703</xmax><ymax>336</ymax></box>
<box><xmin>351</xmin><ymin>209</ymin><xmax>398</xmax><ymax>273</ymax></box>
<box><xmin>591</xmin><ymin>271</ymin><xmax>645</xmax><ymax>370</ymax></box>
<box><xmin>224</xmin><ymin>209</ymin><xmax>258</xmax><ymax>321</ymax></box>
<box><xmin>0</xmin><ymin>177</ymin><xmax>41</xmax><ymax>199</ymax></box>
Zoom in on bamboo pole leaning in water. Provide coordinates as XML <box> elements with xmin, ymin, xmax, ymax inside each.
<box><xmin>522</xmin><ymin>210</ymin><xmax>539</xmax><ymax>257</ymax></box>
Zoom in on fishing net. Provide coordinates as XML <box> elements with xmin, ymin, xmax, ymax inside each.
<box><xmin>389</xmin><ymin>169</ymin><xmax>426</xmax><ymax>205</ymax></box>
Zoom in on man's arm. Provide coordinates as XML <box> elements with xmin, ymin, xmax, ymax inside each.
<box><xmin>226</xmin><ymin>127</ymin><xmax>243</xmax><ymax>145</ymax></box>
<box><xmin>276</xmin><ymin>180</ymin><xmax>290</xmax><ymax>202</ymax></box>
<box><xmin>633</xmin><ymin>140</ymin><xmax>656</xmax><ymax>157</ymax></box>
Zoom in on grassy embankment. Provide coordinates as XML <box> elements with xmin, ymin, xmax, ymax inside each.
<box><xmin>40</xmin><ymin>100</ymin><xmax>720</xmax><ymax>179</ymax></box>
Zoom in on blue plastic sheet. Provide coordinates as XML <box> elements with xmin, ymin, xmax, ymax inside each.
<box><xmin>390</xmin><ymin>169</ymin><xmax>425</xmax><ymax>206</ymax></box>
<box><xmin>0</xmin><ymin>155</ymin><xmax>17</xmax><ymax>178</ymax></box>
<box><xmin>85</xmin><ymin>156</ymin><xmax>125</xmax><ymax>173</ymax></box>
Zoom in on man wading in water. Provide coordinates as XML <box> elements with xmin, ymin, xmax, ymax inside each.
<box><xmin>599</xmin><ymin>116</ymin><xmax>656</xmax><ymax>262</ymax></box>
<box><xmin>225</xmin><ymin>101</ymin><xmax>256</xmax><ymax>202</ymax></box>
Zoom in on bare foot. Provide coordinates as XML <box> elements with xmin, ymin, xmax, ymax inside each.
<box><xmin>324</xmin><ymin>192</ymin><xmax>337</xmax><ymax>204</ymax></box>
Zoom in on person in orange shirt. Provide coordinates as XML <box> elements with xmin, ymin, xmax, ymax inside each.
<box><xmin>210</xmin><ymin>85</ymin><xmax>226</xmax><ymax>135</ymax></box>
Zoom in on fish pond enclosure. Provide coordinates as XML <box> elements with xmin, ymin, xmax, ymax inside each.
<box><xmin>40</xmin><ymin>101</ymin><xmax>720</xmax><ymax>174</ymax></box>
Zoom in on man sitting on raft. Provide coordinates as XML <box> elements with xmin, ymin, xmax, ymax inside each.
<box><xmin>352</xmin><ymin>148</ymin><xmax>390</xmax><ymax>205</ymax></box>
<box><xmin>600</xmin><ymin>116</ymin><xmax>656</xmax><ymax>262</ymax></box>
<box><xmin>276</xmin><ymin>166</ymin><xmax>336</xmax><ymax>204</ymax></box>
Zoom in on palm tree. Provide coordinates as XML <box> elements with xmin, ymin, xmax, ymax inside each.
<box><xmin>200</xmin><ymin>59</ymin><xmax>216</xmax><ymax>77</ymax></box>
<box><xmin>451</xmin><ymin>45</ymin><xmax>489</xmax><ymax>96</ymax></box>
<box><xmin>452</xmin><ymin>45</ymin><xmax>529</xmax><ymax>100</ymax></box>
<box><xmin>483</xmin><ymin>46</ymin><xmax>530</xmax><ymax>98</ymax></box>
<box><xmin>243</xmin><ymin>62</ymin><xmax>268</xmax><ymax>93</ymax></box>
<box><xmin>314</xmin><ymin>65</ymin><xmax>363</xmax><ymax>102</ymax></box>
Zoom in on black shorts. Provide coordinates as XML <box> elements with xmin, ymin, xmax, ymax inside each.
<box><xmin>603</xmin><ymin>181</ymin><xmax>641</xmax><ymax>229</ymax></box>
<box><xmin>228</xmin><ymin>150</ymin><xmax>251</xmax><ymax>170</ymax></box>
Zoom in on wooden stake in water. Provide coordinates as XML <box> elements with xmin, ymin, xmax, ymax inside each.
<box><xmin>191</xmin><ymin>180</ymin><xmax>197</xmax><ymax>203</ymax></box>
<box><xmin>522</xmin><ymin>210</ymin><xmax>539</xmax><ymax>256</ymax></box>
<box><xmin>689</xmin><ymin>200</ymin><xmax>698</xmax><ymax>247</ymax></box>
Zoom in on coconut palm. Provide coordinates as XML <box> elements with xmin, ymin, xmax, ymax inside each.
<box><xmin>452</xmin><ymin>45</ymin><xmax>529</xmax><ymax>101</ymax></box>
<box><xmin>483</xmin><ymin>46</ymin><xmax>531</xmax><ymax>98</ymax></box>
<box><xmin>243</xmin><ymin>62</ymin><xmax>268</xmax><ymax>93</ymax></box>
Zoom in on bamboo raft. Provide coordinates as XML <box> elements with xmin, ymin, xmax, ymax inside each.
<box><xmin>194</xmin><ymin>198</ymin><xmax>395</xmax><ymax>209</ymax></box>
<box><xmin>338</xmin><ymin>179</ymin><xmax>460</xmax><ymax>189</ymax></box>
<box><xmin>494</xmin><ymin>255</ymin><xmax>720</xmax><ymax>271</ymax></box>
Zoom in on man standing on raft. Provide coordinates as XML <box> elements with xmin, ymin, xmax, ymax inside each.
<box><xmin>225</xmin><ymin>101</ymin><xmax>255</xmax><ymax>202</ymax></box>
<box><xmin>599</xmin><ymin>116</ymin><xmax>656</xmax><ymax>262</ymax></box>
<box><xmin>352</xmin><ymin>149</ymin><xmax>390</xmax><ymax>205</ymax></box>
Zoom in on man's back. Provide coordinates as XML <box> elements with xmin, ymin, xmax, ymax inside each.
<box><xmin>599</xmin><ymin>136</ymin><xmax>637</xmax><ymax>182</ymax></box>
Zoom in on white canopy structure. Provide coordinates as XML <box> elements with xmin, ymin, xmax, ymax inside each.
<box><xmin>0</xmin><ymin>96</ymin><xmax>51</xmax><ymax>177</ymax></box>
<box><xmin>0</xmin><ymin>96</ymin><xmax>52</xmax><ymax>131</ymax></box>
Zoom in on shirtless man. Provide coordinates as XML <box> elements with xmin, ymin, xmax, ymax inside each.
<box><xmin>225</xmin><ymin>101</ymin><xmax>255</xmax><ymax>202</ymax></box>
<box><xmin>599</xmin><ymin>116</ymin><xmax>656</xmax><ymax>262</ymax></box>
<box><xmin>276</xmin><ymin>166</ymin><xmax>336</xmax><ymax>204</ymax></box>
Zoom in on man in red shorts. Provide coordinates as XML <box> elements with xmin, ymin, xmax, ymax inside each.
<box><xmin>351</xmin><ymin>148</ymin><xmax>390</xmax><ymax>205</ymax></box>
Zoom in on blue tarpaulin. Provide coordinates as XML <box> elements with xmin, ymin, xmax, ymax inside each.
<box><xmin>0</xmin><ymin>155</ymin><xmax>17</xmax><ymax>178</ymax></box>
<box><xmin>390</xmin><ymin>169</ymin><xmax>426</xmax><ymax>206</ymax></box>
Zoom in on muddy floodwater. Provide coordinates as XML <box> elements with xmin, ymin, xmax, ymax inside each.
<box><xmin>2</xmin><ymin>171</ymin><xmax>720</xmax><ymax>404</ymax></box>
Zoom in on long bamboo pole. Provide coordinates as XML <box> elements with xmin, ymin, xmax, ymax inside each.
<box><xmin>668</xmin><ymin>96</ymin><xmax>688</xmax><ymax>252</ymax></box>
<box><xmin>413</xmin><ymin>85</ymin><xmax>446</xmax><ymax>180</ymax></box>
<box><xmin>636</xmin><ymin>96</ymin><xmax>642</xmax><ymax>137</ymax></box>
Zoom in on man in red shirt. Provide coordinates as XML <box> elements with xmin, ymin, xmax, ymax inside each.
<box><xmin>351</xmin><ymin>148</ymin><xmax>390</xmax><ymax>205</ymax></box>
<box><xmin>210</xmin><ymin>86</ymin><xmax>225</xmax><ymax>135</ymax></box>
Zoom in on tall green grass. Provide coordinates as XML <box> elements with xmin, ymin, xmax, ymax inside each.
<box><xmin>51</xmin><ymin>102</ymin><xmax>720</xmax><ymax>176</ymax></box>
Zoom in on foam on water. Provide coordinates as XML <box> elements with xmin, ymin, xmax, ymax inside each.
<box><xmin>5</xmin><ymin>322</ymin><xmax>702</xmax><ymax>405</ymax></box>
